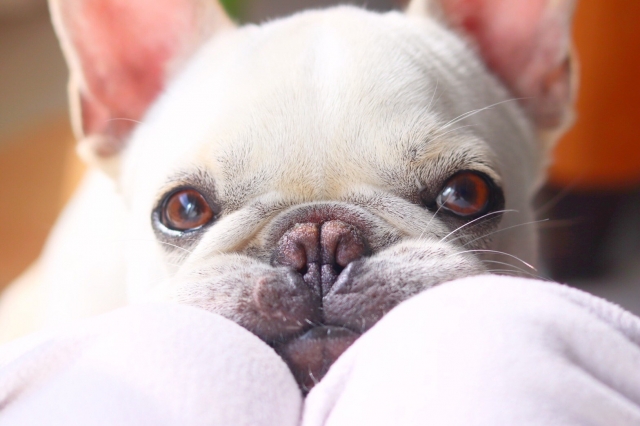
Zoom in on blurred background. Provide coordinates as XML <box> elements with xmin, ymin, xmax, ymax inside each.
<box><xmin>0</xmin><ymin>0</ymin><xmax>638</xmax><ymax>313</ymax></box>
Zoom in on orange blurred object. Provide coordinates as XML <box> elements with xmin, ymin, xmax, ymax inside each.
<box><xmin>549</xmin><ymin>1</ymin><xmax>640</xmax><ymax>190</ymax></box>
<box><xmin>0</xmin><ymin>117</ymin><xmax>84</xmax><ymax>290</ymax></box>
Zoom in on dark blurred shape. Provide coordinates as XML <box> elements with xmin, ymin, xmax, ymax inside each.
<box><xmin>537</xmin><ymin>187</ymin><xmax>631</xmax><ymax>280</ymax></box>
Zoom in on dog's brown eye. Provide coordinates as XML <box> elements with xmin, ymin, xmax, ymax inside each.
<box><xmin>161</xmin><ymin>189</ymin><xmax>214</xmax><ymax>231</ymax></box>
<box><xmin>436</xmin><ymin>172</ymin><xmax>492</xmax><ymax>217</ymax></box>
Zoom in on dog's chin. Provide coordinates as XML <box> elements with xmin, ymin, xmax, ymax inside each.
<box><xmin>273</xmin><ymin>325</ymin><xmax>359</xmax><ymax>394</ymax></box>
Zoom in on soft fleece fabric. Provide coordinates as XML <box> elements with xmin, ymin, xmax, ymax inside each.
<box><xmin>0</xmin><ymin>275</ymin><xmax>639</xmax><ymax>425</ymax></box>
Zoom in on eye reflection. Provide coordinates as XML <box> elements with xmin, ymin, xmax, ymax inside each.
<box><xmin>161</xmin><ymin>188</ymin><xmax>214</xmax><ymax>231</ymax></box>
<box><xmin>435</xmin><ymin>172</ymin><xmax>491</xmax><ymax>217</ymax></box>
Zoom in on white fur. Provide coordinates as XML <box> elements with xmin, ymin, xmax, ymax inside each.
<box><xmin>0</xmin><ymin>3</ymin><xmax>574</xmax><ymax>341</ymax></box>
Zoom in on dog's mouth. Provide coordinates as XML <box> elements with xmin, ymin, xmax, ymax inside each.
<box><xmin>271</xmin><ymin>325</ymin><xmax>360</xmax><ymax>393</ymax></box>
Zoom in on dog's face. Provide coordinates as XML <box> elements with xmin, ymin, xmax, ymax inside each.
<box><xmin>51</xmin><ymin>0</ymin><xmax>576</xmax><ymax>390</ymax></box>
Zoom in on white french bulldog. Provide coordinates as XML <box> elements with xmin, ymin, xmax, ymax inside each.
<box><xmin>0</xmin><ymin>0</ymin><xmax>576</xmax><ymax>391</ymax></box>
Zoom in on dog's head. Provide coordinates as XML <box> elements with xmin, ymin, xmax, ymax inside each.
<box><xmin>51</xmin><ymin>0</ymin><xmax>576</xmax><ymax>390</ymax></box>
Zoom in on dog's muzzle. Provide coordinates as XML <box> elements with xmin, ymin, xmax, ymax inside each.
<box><xmin>267</xmin><ymin>220</ymin><xmax>369</xmax><ymax>391</ymax></box>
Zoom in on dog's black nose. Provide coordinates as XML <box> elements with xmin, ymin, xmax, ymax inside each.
<box><xmin>272</xmin><ymin>220</ymin><xmax>369</xmax><ymax>296</ymax></box>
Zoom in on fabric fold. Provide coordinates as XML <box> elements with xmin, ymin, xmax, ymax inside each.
<box><xmin>303</xmin><ymin>276</ymin><xmax>640</xmax><ymax>426</ymax></box>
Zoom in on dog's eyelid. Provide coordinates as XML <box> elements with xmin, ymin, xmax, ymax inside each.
<box><xmin>416</xmin><ymin>166</ymin><xmax>500</xmax><ymax>196</ymax></box>
<box><xmin>155</xmin><ymin>169</ymin><xmax>220</xmax><ymax>208</ymax></box>
<box><xmin>418</xmin><ymin>169</ymin><xmax>504</xmax><ymax>219</ymax></box>
<box><xmin>476</xmin><ymin>168</ymin><xmax>502</xmax><ymax>189</ymax></box>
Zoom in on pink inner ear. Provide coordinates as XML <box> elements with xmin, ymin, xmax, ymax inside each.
<box><xmin>443</xmin><ymin>0</ymin><xmax>547</xmax><ymax>82</ymax></box>
<box><xmin>54</xmin><ymin>0</ymin><xmax>232</xmax><ymax>156</ymax></box>
<box><xmin>439</xmin><ymin>0</ymin><xmax>574</xmax><ymax>127</ymax></box>
<box><xmin>67</xmin><ymin>0</ymin><xmax>192</xmax><ymax>134</ymax></box>
<box><xmin>72</xmin><ymin>3</ymin><xmax>171</xmax><ymax>123</ymax></box>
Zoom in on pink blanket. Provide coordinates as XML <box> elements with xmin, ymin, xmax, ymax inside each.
<box><xmin>1</xmin><ymin>275</ymin><xmax>639</xmax><ymax>425</ymax></box>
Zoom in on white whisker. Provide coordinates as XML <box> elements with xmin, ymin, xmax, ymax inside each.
<box><xmin>82</xmin><ymin>237</ymin><xmax>196</xmax><ymax>255</ymax></box>
<box><xmin>480</xmin><ymin>259</ymin><xmax>537</xmax><ymax>275</ymax></box>
<box><xmin>441</xmin><ymin>98</ymin><xmax>525</xmax><ymax>129</ymax></box>
<box><xmin>448</xmin><ymin>248</ymin><xmax>536</xmax><ymax>271</ymax></box>
<box><xmin>432</xmin><ymin>124</ymin><xmax>475</xmax><ymax>140</ymax></box>
<box><xmin>534</xmin><ymin>175</ymin><xmax>585</xmax><ymax>215</ymax></box>
<box><xmin>438</xmin><ymin>209</ymin><xmax>517</xmax><ymax>244</ymax></box>
<box><xmin>155</xmin><ymin>242</ymin><xmax>195</xmax><ymax>254</ymax></box>
<box><xmin>426</xmin><ymin>78</ymin><xmax>439</xmax><ymax>113</ymax></box>
<box><xmin>450</xmin><ymin>218</ymin><xmax>550</xmax><ymax>246</ymax></box>
<box><xmin>106</xmin><ymin>117</ymin><xmax>144</xmax><ymax>125</ymax></box>
<box><xmin>419</xmin><ymin>191</ymin><xmax>455</xmax><ymax>240</ymax></box>
<box><xmin>484</xmin><ymin>269</ymin><xmax>549</xmax><ymax>281</ymax></box>
<box><xmin>121</xmin><ymin>239</ymin><xmax>195</xmax><ymax>254</ymax></box>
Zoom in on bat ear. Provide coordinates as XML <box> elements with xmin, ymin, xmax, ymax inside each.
<box><xmin>406</xmin><ymin>0</ymin><xmax>577</xmax><ymax>131</ymax></box>
<box><xmin>49</xmin><ymin>0</ymin><xmax>234</xmax><ymax>171</ymax></box>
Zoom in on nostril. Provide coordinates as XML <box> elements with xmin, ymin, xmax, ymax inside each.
<box><xmin>321</xmin><ymin>220</ymin><xmax>369</xmax><ymax>269</ymax></box>
<box><xmin>272</xmin><ymin>223</ymin><xmax>320</xmax><ymax>273</ymax></box>
<box><xmin>299</xmin><ymin>264</ymin><xmax>309</xmax><ymax>276</ymax></box>
<box><xmin>272</xmin><ymin>220</ymin><xmax>370</xmax><ymax>297</ymax></box>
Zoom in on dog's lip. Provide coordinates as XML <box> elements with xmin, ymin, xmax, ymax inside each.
<box><xmin>268</xmin><ymin>323</ymin><xmax>358</xmax><ymax>347</ymax></box>
<box><xmin>273</xmin><ymin>325</ymin><xmax>360</xmax><ymax>393</ymax></box>
<box><xmin>294</xmin><ymin>324</ymin><xmax>358</xmax><ymax>341</ymax></box>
